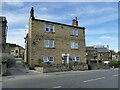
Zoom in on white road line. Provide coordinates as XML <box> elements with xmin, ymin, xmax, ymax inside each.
<box><xmin>113</xmin><ymin>74</ymin><xmax>120</xmax><ymax>77</ymax></box>
<box><xmin>83</xmin><ymin>77</ymin><xmax>105</xmax><ymax>83</ymax></box>
<box><xmin>52</xmin><ymin>86</ymin><xmax>62</xmax><ymax>88</ymax></box>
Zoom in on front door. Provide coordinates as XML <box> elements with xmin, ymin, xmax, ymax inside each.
<box><xmin>62</xmin><ymin>53</ymin><xmax>70</xmax><ymax>64</ymax></box>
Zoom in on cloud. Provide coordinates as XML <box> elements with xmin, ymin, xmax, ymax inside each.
<box><xmin>6</xmin><ymin>28</ymin><xmax>27</xmax><ymax>48</ymax></box>
<box><xmin>37</xmin><ymin>14</ymin><xmax>68</xmax><ymax>22</ymax></box>
<box><xmin>85</xmin><ymin>28</ymin><xmax>117</xmax><ymax>35</ymax></box>
<box><xmin>99</xmin><ymin>36</ymin><xmax>113</xmax><ymax>40</ymax></box>
<box><xmin>70</xmin><ymin>7</ymin><xmax>117</xmax><ymax>17</ymax></box>
<box><xmin>2</xmin><ymin>11</ymin><xmax>28</xmax><ymax>28</ymax></box>
<box><xmin>80</xmin><ymin>14</ymin><xmax>117</xmax><ymax>26</ymax></box>
<box><xmin>41</xmin><ymin>7</ymin><xmax>47</xmax><ymax>11</ymax></box>
<box><xmin>2</xmin><ymin>0</ymin><xmax>120</xmax><ymax>2</ymax></box>
<box><xmin>3</xmin><ymin>2</ymin><xmax>24</xmax><ymax>7</ymax></box>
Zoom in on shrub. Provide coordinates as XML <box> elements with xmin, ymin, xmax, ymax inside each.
<box><xmin>0</xmin><ymin>53</ymin><xmax>16</xmax><ymax>67</ymax></box>
<box><xmin>109</xmin><ymin>60</ymin><xmax>119</xmax><ymax>68</ymax></box>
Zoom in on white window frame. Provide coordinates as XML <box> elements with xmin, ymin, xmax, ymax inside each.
<box><xmin>43</xmin><ymin>56</ymin><xmax>49</xmax><ymax>62</ymax></box>
<box><xmin>70</xmin><ymin>28</ymin><xmax>78</xmax><ymax>36</ymax></box>
<box><xmin>45</xmin><ymin>23</ymin><xmax>55</xmax><ymax>32</ymax></box>
<box><xmin>70</xmin><ymin>41</ymin><xmax>78</xmax><ymax>49</ymax></box>
<box><xmin>49</xmin><ymin>56</ymin><xmax>54</xmax><ymax>62</ymax></box>
<box><xmin>44</xmin><ymin>40</ymin><xmax>54</xmax><ymax>48</ymax></box>
<box><xmin>72</xmin><ymin>56</ymin><xmax>80</xmax><ymax>62</ymax></box>
<box><xmin>43</xmin><ymin>56</ymin><xmax>54</xmax><ymax>62</ymax></box>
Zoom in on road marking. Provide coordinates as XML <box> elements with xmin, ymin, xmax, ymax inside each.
<box><xmin>83</xmin><ymin>77</ymin><xmax>105</xmax><ymax>83</ymax></box>
<box><xmin>52</xmin><ymin>86</ymin><xmax>62</xmax><ymax>88</ymax></box>
<box><xmin>113</xmin><ymin>74</ymin><xmax>120</xmax><ymax>77</ymax></box>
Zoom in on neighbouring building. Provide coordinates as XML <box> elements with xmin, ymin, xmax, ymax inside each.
<box><xmin>0</xmin><ymin>16</ymin><xmax>7</xmax><ymax>75</ymax></box>
<box><xmin>0</xmin><ymin>16</ymin><xmax>8</xmax><ymax>53</ymax></box>
<box><xmin>5</xmin><ymin>43</ymin><xmax>25</xmax><ymax>58</ymax></box>
<box><xmin>86</xmin><ymin>45</ymin><xmax>111</xmax><ymax>64</ymax></box>
<box><xmin>25</xmin><ymin>7</ymin><xmax>86</xmax><ymax>71</ymax></box>
<box><xmin>10</xmin><ymin>46</ymin><xmax>24</xmax><ymax>58</ymax></box>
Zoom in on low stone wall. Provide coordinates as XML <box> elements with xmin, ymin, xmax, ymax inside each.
<box><xmin>35</xmin><ymin>64</ymin><xmax>88</xmax><ymax>73</ymax></box>
<box><xmin>0</xmin><ymin>63</ymin><xmax>7</xmax><ymax>75</ymax></box>
<box><xmin>89</xmin><ymin>63</ymin><xmax>110</xmax><ymax>70</ymax></box>
<box><xmin>35</xmin><ymin>67</ymin><xmax>43</xmax><ymax>73</ymax></box>
<box><xmin>72</xmin><ymin>64</ymin><xmax>88</xmax><ymax>71</ymax></box>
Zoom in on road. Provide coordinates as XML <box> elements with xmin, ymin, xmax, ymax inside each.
<box><xmin>2</xmin><ymin>68</ymin><xmax>119</xmax><ymax>89</ymax></box>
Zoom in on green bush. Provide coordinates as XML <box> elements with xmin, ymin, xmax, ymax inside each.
<box><xmin>109</xmin><ymin>60</ymin><xmax>119</xmax><ymax>68</ymax></box>
<box><xmin>0</xmin><ymin>53</ymin><xmax>16</xmax><ymax>67</ymax></box>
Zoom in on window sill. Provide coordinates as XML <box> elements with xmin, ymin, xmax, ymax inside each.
<box><xmin>44</xmin><ymin>32</ymin><xmax>55</xmax><ymax>34</ymax></box>
<box><xmin>71</xmin><ymin>48</ymin><xmax>79</xmax><ymax>50</ymax></box>
<box><xmin>44</xmin><ymin>47</ymin><xmax>56</xmax><ymax>49</ymax></box>
<box><xmin>70</xmin><ymin>35</ymin><xmax>78</xmax><ymax>37</ymax></box>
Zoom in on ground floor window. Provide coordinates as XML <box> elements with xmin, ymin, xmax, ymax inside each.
<box><xmin>72</xmin><ymin>56</ymin><xmax>80</xmax><ymax>62</ymax></box>
<box><xmin>43</xmin><ymin>56</ymin><xmax>54</xmax><ymax>62</ymax></box>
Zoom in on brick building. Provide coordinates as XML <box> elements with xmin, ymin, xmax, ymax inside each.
<box><xmin>0</xmin><ymin>16</ymin><xmax>7</xmax><ymax>53</ymax></box>
<box><xmin>25</xmin><ymin>7</ymin><xmax>86</xmax><ymax>70</ymax></box>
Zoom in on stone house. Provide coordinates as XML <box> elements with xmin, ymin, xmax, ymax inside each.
<box><xmin>0</xmin><ymin>16</ymin><xmax>7</xmax><ymax>75</ymax></box>
<box><xmin>86</xmin><ymin>45</ymin><xmax>111</xmax><ymax>64</ymax></box>
<box><xmin>0</xmin><ymin>16</ymin><xmax>7</xmax><ymax>53</ymax></box>
<box><xmin>10</xmin><ymin>46</ymin><xmax>24</xmax><ymax>58</ymax></box>
<box><xmin>25</xmin><ymin>7</ymin><xmax>86</xmax><ymax>71</ymax></box>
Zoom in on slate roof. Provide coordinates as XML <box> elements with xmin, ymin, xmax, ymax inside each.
<box><xmin>95</xmin><ymin>47</ymin><xmax>110</xmax><ymax>53</ymax></box>
<box><xmin>86</xmin><ymin>46</ymin><xmax>95</xmax><ymax>51</ymax></box>
<box><xmin>34</xmin><ymin>18</ymin><xmax>85</xmax><ymax>30</ymax></box>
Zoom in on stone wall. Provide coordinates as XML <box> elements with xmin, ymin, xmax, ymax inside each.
<box><xmin>35</xmin><ymin>64</ymin><xmax>88</xmax><ymax>73</ymax></box>
<box><xmin>0</xmin><ymin>63</ymin><xmax>7</xmax><ymax>75</ymax></box>
<box><xmin>88</xmin><ymin>63</ymin><xmax>110</xmax><ymax>70</ymax></box>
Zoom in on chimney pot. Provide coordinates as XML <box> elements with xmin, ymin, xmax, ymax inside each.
<box><xmin>72</xmin><ymin>17</ymin><xmax>78</xmax><ymax>27</ymax></box>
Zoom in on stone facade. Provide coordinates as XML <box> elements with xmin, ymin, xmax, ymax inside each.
<box><xmin>25</xmin><ymin>7</ymin><xmax>86</xmax><ymax>70</ymax></box>
<box><xmin>10</xmin><ymin>46</ymin><xmax>24</xmax><ymax>58</ymax></box>
<box><xmin>86</xmin><ymin>46</ymin><xmax>111</xmax><ymax>64</ymax></box>
<box><xmin>0</xmin><ymin>17</ymin><xmax>7</xmax><ymax>53</ymax></box>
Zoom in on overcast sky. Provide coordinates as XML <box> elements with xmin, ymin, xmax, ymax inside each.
<box><xmin>2</xmin><ymin>2</ymin><xmax>118</xmax><ymax>51</ymax></box>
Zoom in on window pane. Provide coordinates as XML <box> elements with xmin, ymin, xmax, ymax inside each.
<box><xmin>45</xmin><ymin>24</ymin><xmax>54</xmax><ymax>32</ymax></box>
<box><xmin>44</xmin><ymin>40</ymin><xmax>49</xmax><ymax>47</ymax></box>
<box><xmin>75</xmin><ymin>42</ymin><xmax>78</xmax><ymax>49</ymax></box>
<box><xmin>75</xmin><ymin>30</ymin><xmax>78</xmax><ymax>36</ymax></box>
<box><xmin>49</xmin><ymin>56</ymin><xmax>54</xmax><ymax>62</ymax></box>
<box><xmin>43</xmin><ymin>56</ymin><xmax>48</xmax><ymax>62</ymax></box>
<box><xmin>70</xmin><ymin>28</ymin><xmax>78</xmax><ymax>36</ymax></box>
<box><xmin>70</xmin><ymin>29</ymin><xmax>73</xmax><ymax>35</ymax></box>
<box><xmin>44</xmin><ymin>40</ymin><xmax>54</xmax><ymax>48</ymax></box>
<box><xmin>70</xmin><ymin>41</ymin><xmax>78</xmax><ymax>49</ymax></box>
<box><xmin>45</xmin><ymin>24</ymin><xmax>50</xmax><ymax>32</ymax></box>
<box><xmin>46</xmin><ymin>28</ymin><xmax>49</xmax><ymax>32</ymax></box>
<box><xmin>76</xmin><ymin>57</ymin><xmax>80</xmax><ymax>61</ymax></box>
<box><xmin>70</xmin><ymin>41</ymin><xmax>74</xmax><ymax>48</ymax></box>
<box><xmin>50</xmin><ymin>40</ymin><xmax>54</xmax><ymax>48</ymax></box>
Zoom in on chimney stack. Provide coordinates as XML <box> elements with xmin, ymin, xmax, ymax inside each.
<box><xmin>107</xmin><ymin>45</ymin><xmax>109</xmax><ymax>49</ymax></box>
<box><xmin>30</xmin><ymin>7</ymin><xmax>35</xmax><ymax>19</ymax></box>
<box><xmin>72</xmin><ymin>17</ymin><xmax>78</xmax><ymax>27</ymax></box>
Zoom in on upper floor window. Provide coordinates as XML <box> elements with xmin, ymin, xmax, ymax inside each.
<box><xmin>70</xmin><ymin>28</ymin><xmax>78</xmax><ymax>36</ymax></box>
<box><xmin>70</xmin><ymin>41</ymin><xmax>78</xmax><ymax>49</ymax></box>
<box><xmin>45</xmin><ymin>23</ymin><xmax>55</xmax><ymax>32</ymax></box>
<box><xmin>43</xmin><ymin>56</ymin><xmax>54</xmax><ymax>62</ymax></box>
<box><xmin>44</xmin><ymin>40</ymin><xmax>54</xmax><ymax>48</ymax></box>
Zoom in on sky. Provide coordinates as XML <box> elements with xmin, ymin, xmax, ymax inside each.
<box><xmin>1</xmin><ymin>2</ymin><xmax>118</xmax><ymax>52</ymax></box>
